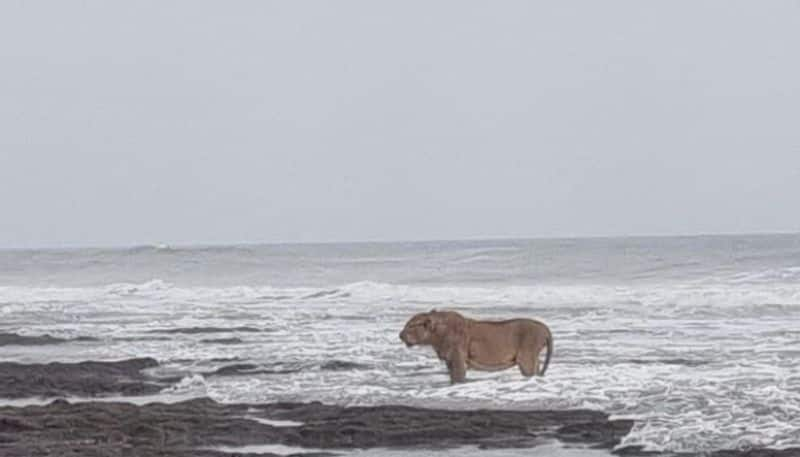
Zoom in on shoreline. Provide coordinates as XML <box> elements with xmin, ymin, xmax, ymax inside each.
<box><xmin>0</xmin><ymin>397</ymin><xmax>629</xmax><ymax>456</ymax></box>
<box><xmin>0</xmin><ymin>357</ymin><xmax>630</xmax><ymax>455</ymax></box>
<box><xmin>1</xmin><ymin>396</ymin><xmax>799</xmax><ymax>457</ymax></box>
<box><xmin>0</xmin><ymin>357</ymin><xmax>798</xmax><ymax>456</ymax></box>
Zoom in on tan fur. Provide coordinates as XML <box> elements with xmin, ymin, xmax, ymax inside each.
<box><xmin>399</xmin><ymin>310</ymin><xmax>553</xmax><ymax>384</ymax></box>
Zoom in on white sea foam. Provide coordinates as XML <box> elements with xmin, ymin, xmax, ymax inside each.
<box><xmin>0</xmin><ymin>391</ymin><xmax>205</xmax><ymax>407</ymax></box>
<box><xmin>2</xmin><ymin>279</ymin><xmax>799</xmax><ymax>315</ymax></box>
<box><xmin>161</xmin><ymin>374</ymin><xmax>208</xmax><ymax>396</ymax></box>
<box><xmin>2</xmin><ymin>276</ymin><xmax>800</xmax><ymax>452</ymax></box>
<box><xmin>243</xmin><ymin>415</ymin><xmax>304</xmax><ymax>427</ymax></box>
<box><xmin>207</xmin><ymin>443</ymin><xmax>613</xmax><ymax>457</ymax></box>
<box><xmin>203</xmin><ymin>444</ymin><xmax>325</xmax><ymax>455</ymax></box>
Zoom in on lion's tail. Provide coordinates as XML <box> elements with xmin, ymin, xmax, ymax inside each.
<box><xmin>539</xmin><ymin>327</ymin><xmax>553</xmax><ymax>376</ymax></box>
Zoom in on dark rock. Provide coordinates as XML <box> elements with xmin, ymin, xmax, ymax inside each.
<box><xmin>200</xmin><ymin>337</ymin><xmax>244</xmax><ymax>345</ymax></box>
<box><xmin>623</xmin><ymin>358</ymin><xmax>709</xmax><ymax>367</ymax></box>
<box><xmin>319</xmin><ymin>360</ymin><xmax>370</xmax><ymax>371</ymax></box>
<box><xmin>0</xmin><ymin>397</ymin><xmax>630</xmax><ymax>456</ymax></box>
<box><xmin>147</xmin><ymin>326</ymin><xmax>263</xmax><ymax>334</ymax></box>
<box><xmin>0</xmin><ymin>416</ymin><xmax>40</xmax><ymax>433</ymax></box>
<box><xmin>250</xmin><ymin>402</ymin><xmax>631</xmax><ymax>450</ymax></box>
<box><xmin>558</xmin><ymin>418</ymin><xmax>634</xmax><ymax>449</ymax></box>
<box><xmin>0</xmin><ymin>332</ymin><xmax>97</xmax><ymax>346</ymax></box>
<box><xmin>113</xmin><ymin>336</ymin><xmax>172</xmax><ymax>342</ymax></box>
<box><xmin>205</xmin><ymin>363</ymin><xmax>300</xmax><ymax>377</ymax></box>
<box><xmin>707</xmin><ymin>450</ymin><xmax>800</xmax><ymax>457</ymax></box>
<box><xmin>202</xmin><ymin>360</ymin><xmax>369</xmax><ymax>378</ymax></box>
<box><xmin>0</xmin><ymin>358</ymin><xmax>166</xmax><ymax>399</ymax></box>
<box><xmin>2</xmin><ymin>396</ymin><xmax>794</xmax><ymax>456</ymax></box>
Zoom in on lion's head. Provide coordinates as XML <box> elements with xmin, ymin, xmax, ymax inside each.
<box><xmin>399</xmin><ymin>311</ymin><xmax>436</xmax><ymax>347</ymax></box>
<box><xmin>399</xmin><ymin>310</ymin><xmax>465</xmax><ymax>348</ymax></box>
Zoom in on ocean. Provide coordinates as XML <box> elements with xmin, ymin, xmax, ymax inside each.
<box><xmin>1</xmin><ymin>234</ymin><xmax>800</xmax><ymax>453</ymax></box>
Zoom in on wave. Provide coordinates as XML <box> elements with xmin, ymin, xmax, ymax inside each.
<box><xmin>723</xmin><ymin>266</ymin><xmax>800</xmax><ymax>284</ymax></box>
<box><xmin>146</xmin><ymin>326</ymin><xmax>265</xmax><ymax>334</ymax></box>
<box><xmin>2</xmin><ymin>278</ymin><xmax>800</xmax><ymax>315</ymax></box>
<box><xmin>161</xmin><ymin>374</ymin><xmax>208</xmax><ymax>396</ymax></box>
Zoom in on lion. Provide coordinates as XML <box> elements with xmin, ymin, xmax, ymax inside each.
<box><xmin>399</xmin><ymin>310</ymin><xmax>552</xmax><ymax>384</ymax></box>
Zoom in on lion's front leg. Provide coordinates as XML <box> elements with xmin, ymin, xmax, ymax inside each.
<box><xmin>446</xmin><ymin>351</ymin><xmax>467</xmax><ymax>384</ymax></box>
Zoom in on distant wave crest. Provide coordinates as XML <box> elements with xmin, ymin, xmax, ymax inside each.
<box><xmin>2</xmin><ymin>278</ymin><xmax>800</xmax><ymax>318</ymax></box>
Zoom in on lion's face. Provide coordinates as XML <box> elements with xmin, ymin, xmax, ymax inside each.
<box><xmin>399</xmin><ymin>312</ymin><xmax>435</xmax><ymax>347</ymax></box>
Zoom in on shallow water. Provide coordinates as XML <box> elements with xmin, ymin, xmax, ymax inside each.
<box><xmin>2</xmin><ymin>234</ymin><xmax>800</xmax><ymax>453</ymax></box>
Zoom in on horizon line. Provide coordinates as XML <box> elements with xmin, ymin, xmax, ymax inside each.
<box><xmin>1</xmin><ymin>229</ymin><xmax>798</xmax><ymax>252</ymax></box>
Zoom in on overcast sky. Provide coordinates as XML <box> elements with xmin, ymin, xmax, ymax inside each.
<box><xmin>1</xmin><ymin>1</ymin><xmax>799</xmax><ymax>248</ymax></box>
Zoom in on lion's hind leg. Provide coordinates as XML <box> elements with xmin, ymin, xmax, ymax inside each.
<box><xmin>516</xmin><ymin>341</ymin><xmax>540</xmax><ymax>377</ymax></box>
<box><xmin>516</xmin><ymin>352</ymin><xmax>539</xmax><ymax>377</ymax></box>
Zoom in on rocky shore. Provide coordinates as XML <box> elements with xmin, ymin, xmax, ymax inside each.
<box><xmin>0</xmin><ymin>358</ymin><xmax>175</xmax><ymax>399</ymax></box>
<box><xmin>0</xmin><ymin>332</ymin><xmax>97</xmax><ymax>347</ymax></box>
<box><xmin>0</xmin><ymin>356</ymin><xmax>798</xmax><ymax>456</ymax></box>
<box><xmin>0</xmin><ymin>397</ymin><xmax>630</xmax><ymax>457</ymax></box>
<box><xmin>2</xmin><ymin>397</ymin><xmax>798</xmax><ymax>457</ymax></box>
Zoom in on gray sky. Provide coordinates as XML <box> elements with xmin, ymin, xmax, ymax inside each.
<box><xmin>1</xmin><ymin>1</ymin><xmax>799</xmax><ymax>248</ymax></box>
